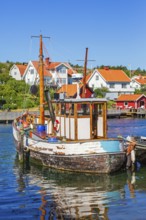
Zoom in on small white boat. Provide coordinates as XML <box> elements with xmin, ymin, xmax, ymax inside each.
<box><xmin>12</xmin><ymin>35</ymin><xmax>126</xmax><ymax>174</ymax></box>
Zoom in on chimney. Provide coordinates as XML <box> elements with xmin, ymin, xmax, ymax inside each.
<box><xmin>104</xmin><ymin>66</ymin><xmax>109</xmax><ymax>70</ymax></box>
<box><xmin>45</xmin><ymin>57</ymin><xmax>50</xmax><ymax>66</ymax></box>
<box><xmin>138</xmin><ymin>74</ymin><xmax>142</xmax><ymax>79</ymax></box>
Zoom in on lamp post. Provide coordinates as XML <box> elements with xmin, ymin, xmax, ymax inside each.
<box><xmin>128</xmin><ymin>64</ymin><xmax>132</xmax><ymax>78</ymax></box>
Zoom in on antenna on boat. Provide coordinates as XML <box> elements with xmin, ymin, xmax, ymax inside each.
<box><xmin>83</xmin><ymin>48</ymin><xmax>88</xmax><ymax>98</ymax></box>
<box><xmin>31</xmin><ymin>35</ymin><xmax>50</xmax><ymax>125</ymax></box>
<box><xmin>77</xmin><ymin>48</ymin><xmax>95</xmax><ymax>98</ymax></box>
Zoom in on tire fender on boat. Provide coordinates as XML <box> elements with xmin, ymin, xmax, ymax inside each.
<box><xmin>23</xmin><ymin>146</ymin><xmax>30</xmax><ymax>153</ymax></box>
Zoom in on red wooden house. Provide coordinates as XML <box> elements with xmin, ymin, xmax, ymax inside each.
<box><xmin>116</xmin><ymin>94</ymin><xmax>146</xmax><ymax>109</ymax></box>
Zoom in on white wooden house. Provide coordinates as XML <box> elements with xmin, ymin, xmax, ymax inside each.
<box><xmin>9</xmin><ymin>57</ymin><xmax>77</xmax><ymax>87</ymax></box>
<box><xmin>22</xmin><ymin>58</ymin><xmax>76</xmax><ymax>86</ymax></box>
<box><xmin>22</xmin><ymin>61</ymin><xmax>52</xmax><ymax>85</ymax></box>
<box><xmin>9</xmin><ymin>64</ymin><xmax>27</xmax><ymax>80</ymax></box>
<box><xmin>44</xmin><ymin>58</ymin><xmax>76</xmax><ymax>87</ymax></box>
<box><xmin>130</xmin><ymin>75</ymin><xmax>146</xmax><ymax>90</ymax></box>
<box><xmin>85</xmin><ymin>67</ymin><xmax>135</xmax><ymax>100</ymax></box>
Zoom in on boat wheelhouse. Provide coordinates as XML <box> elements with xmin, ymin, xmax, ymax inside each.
<box><xmin>51</xmin><ymin>97</ymin><xmax>107</xmax><ymax>141</ymax></box>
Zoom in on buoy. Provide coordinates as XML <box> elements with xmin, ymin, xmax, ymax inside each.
<box><xmin>54</xmin><ymin>119</ymin><xmax>60</xmax><ymax>132</ymax></box>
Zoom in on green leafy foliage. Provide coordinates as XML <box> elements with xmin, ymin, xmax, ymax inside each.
<box><xmin>94</xmin><ymin>87</ymin><xmax>109</xmax><ymax>98</ymax></box>
<box><xmin>134</xmin><ymin>85</ymin><xmax>146</xmax><ymax>95</ymax></box>
<box><xmin>0</xmin><ymin>63</ymin><xmax>39</xmax><ymax>110</ymax></box>
<box><xmin>133</xmin><ymin>67</ymin><xmax>146</xmax><ymax>76</ymax></box>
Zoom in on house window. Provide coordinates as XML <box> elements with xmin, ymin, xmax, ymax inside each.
<box><xmin>58</xmin><ymin>67</ymin><xmax>66</xmax><ymax>73</ymax></box>
<box><xmin>140</xmin><ymin>101</ymin><xmax>144</xmax><ymax>107</ymax></box>
<box><xmin>96</xmin><ymin>75</ymin><xmax>99</xmax><ymax>80</ymax></box>
<box><xmin>14</xmin><ymin>72</ymin><xmax>17</xmax><ymax>75</ymax></box>
<box><xmin>30</xmin><ymin>69</ymin><xmax>34</xmax><ymax>74</ymax></box>
<box><xmin>58</xmin><ymin>78</ymin><xmax>66</xmax><ymax>85</ymax></box>
<box><xmin>62</xmin><ymin>78</ymin><xmax>66</xmax><ymax>84</ymax></box>
<box><xmin>109</xmin><ymin>83</ymin><xmax>115</xmax><ymax>88</ymax></box>
<box><xmin>122</xmin><ymin>84</ymin><xmax>127</xmax><ymax>88</ymax></box>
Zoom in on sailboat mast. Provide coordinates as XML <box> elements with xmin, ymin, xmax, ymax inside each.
<box><xmin>39</xmin><ymin>35</ymin><xmax>45</xmax><ymax>125</ymax></box>
<box><xmin>82</xmin><ymin>47</ymin><xmax>88</xmax><ymax>98</ymax></box>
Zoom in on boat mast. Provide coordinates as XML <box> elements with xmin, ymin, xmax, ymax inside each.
<box><xmin>82</xmin><ymin>48</ymin><xmax>88</xmax><ymax>98</ymax></box>
<box><xmin>39</xmin><ymin>35</ymin><xmax>45</xmax><ymax>125</ymax></box>
<box><xmin>31</xmin><ymin>34</ymin><xmax>50</xmax><ymax>125</ymax></box>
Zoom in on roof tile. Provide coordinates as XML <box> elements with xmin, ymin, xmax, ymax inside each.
<box><xmin>16</xmin><ymin>64</ymin><xmax>27</xmax><ymax>76</ymax></box>
<box><xmin>57</xmin><ymin>84</ymin><xmax>83</xmax><ymax>97</ymax></box>
<box><xmin>98</xmin><ymin>69</ymin><xmax>130</xmax><ymax>82</ymax></box>
<box><xmin>117</xmin><ymin>94</ymin><xmax>144</xmax><ymax>101</ymax></box>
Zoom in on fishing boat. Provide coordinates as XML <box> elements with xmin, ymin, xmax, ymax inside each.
<box><xmin>12</xmin><ymin>35</ymin><xmax>126</xmax><ymax>174</ymax></box>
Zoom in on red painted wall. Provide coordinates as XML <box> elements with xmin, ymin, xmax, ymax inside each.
<box><xmin>116</xmin><ymin>96</ymin><xmax>146</xmax><ymax>109</ymax></box>
<box><xmin>80</xmin><ymin>88</ymin><xmax>93</xmax><ymax>98</ymax></box>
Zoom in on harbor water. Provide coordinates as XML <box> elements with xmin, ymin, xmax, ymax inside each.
<box><xmin>0</xmin><ymin>118</ymin><xmax>146</xmax><ymax>219</ymax></box>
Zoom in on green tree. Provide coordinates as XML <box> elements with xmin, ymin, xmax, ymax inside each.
<box><xmin>0</xmin><ymin>63</ymin><xmax>39</xmax><ymax>110</ymax></box>
<box><xmin>94</xmin><ymin>87</ymin><xmax>109</xmax><ymax>98</ymax></box>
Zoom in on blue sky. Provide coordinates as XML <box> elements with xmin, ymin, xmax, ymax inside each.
<box><xmin>1</xmin><ymin>0</ymin><xmax>146</xmax><ymax>70</ymax></box>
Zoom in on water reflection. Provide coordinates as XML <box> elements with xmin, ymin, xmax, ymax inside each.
<box><xmin>126</xmin><ymin>169</ymin><xmax>136</xmax><ymax>198</ymax></box>
<box><xmin>14</xmin><ymin>157</ymin><xmax>127</xmax><ymax>220</ymax></box>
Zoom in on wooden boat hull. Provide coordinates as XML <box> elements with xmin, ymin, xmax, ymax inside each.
<box><xmin>30</xmin><ymin>150</ymin><xmax>126</xmax><ymax>174</ymax></box>
<box><xmin>13</xmin><ymin>123</ymin><xmax>126</xmax><ymax>174</ymax></box>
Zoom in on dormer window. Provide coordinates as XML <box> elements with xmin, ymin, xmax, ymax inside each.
<box><xmin>96</xmin><ymin>75</ymin><xmax>99</xmax><ymax>80</ymax></box>
<box><xmin>58</xmin><ymin>67</ymin><xmax>66</xmax><ymax>73</ymax></box>
<box><xmin>30</xmin><ymin>69</ymin><xmax>34</xmax><ymax>74</ymax></box>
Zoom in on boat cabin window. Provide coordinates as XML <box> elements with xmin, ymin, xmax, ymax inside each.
<box><xmin>91</xmin><ymin>103</ymin><xmax>102</xmax><ymax>118</ymax></box>
<box><xmin>97</xmin><ymin>104</ymin><xmax>103</xmax><ymax>116</ymax></box>
<box><xmin>61</xmin><ymin>103</ymin><xmax>66</xmax><ymax>115</ymax></box>
<box><xmin>59</xmin><ymin>103</ymin><xmax>74</xmax><ymax>116</ymax></box>
<box><xmin>57</xmin><ymin>102</ymin><xmax>104</xmax><ymax>117</ymax></box>
<box><xmin>69</xmin><ymin>103</ymin><xmax>74</xmax><ymax>115</ymax></box>
<box><xmin>77</xmin><ymin>103</ymin><xmax>90</xmax><ymax>116</ymax></box>
<box><xmin>55</xmin><ymin>103</ymin><xmax>60</xmax><ymax>115</ymax></box>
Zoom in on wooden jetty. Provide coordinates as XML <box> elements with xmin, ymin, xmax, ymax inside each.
<box><xmin>108</xmin><ymin>108</ymin><xmax>146</xmax><ymax>118</ymax></box>
<box><xmin>1</xmin><ymin>108</ymin><xmax>146</xmax><ymax>123</ymax></box>
<box><xmin>107</xmin><ymin>109</ymin><xmax>128</xmax><ymax>118</ymax></box>
<box><xmin>1</xmin><ymin>109</ymin><xmax>125</xmax><ymax>122</ymax></box>
<box><xmin>107</xmin><ymin>109</ymin><xmax>121</xmax><ymax>118</ymax></box>
<box><xmin>0</xmin><ymin>110</ymin><xmax>40</xmax><ymax>123</ymax></box>
<box><xmin>135</xmin><ymin>109</ymin><xmax>146</xmax><ymax>118</ymax></box>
